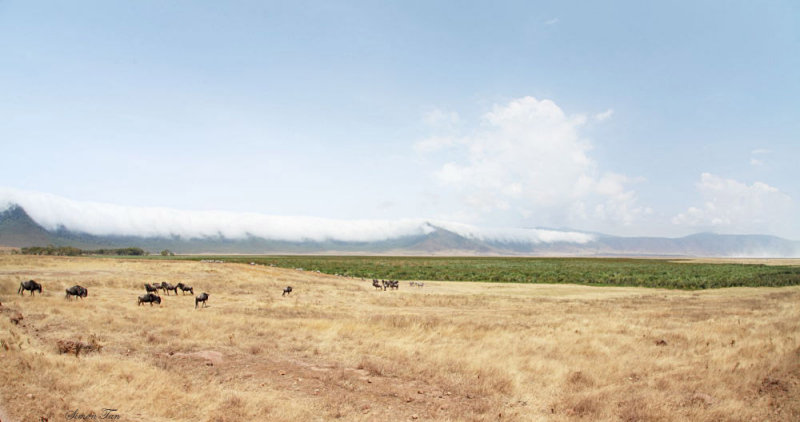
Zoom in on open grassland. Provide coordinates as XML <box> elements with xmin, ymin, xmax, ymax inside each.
<box><xmin>171</xmin><ymin>255</ymin><xmax>800</xmax><ymax>289</ymax></box>
<box><xmin>0</xmin><ymin>255</ymin><xmax>798</xmax><ymax>421</ymax></box>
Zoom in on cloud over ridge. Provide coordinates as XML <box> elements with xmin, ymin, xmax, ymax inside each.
<box><xmin>0</xmin><ymin>188</ymin><xmax>595</xmax><ymax>245</ymax></box>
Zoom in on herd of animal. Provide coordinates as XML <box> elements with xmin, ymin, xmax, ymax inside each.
<box><xmin>371</xmin><ymin>279</ymin><xmax>427</xmax><ymax>290</ymax></box>
<box><xmin>137</xmin><ymin>282</ymin><xmax>212</xmax><ymax>308</ymax></box>
<box><xmin>128</xmin><ymin>281</ymin><xmax>210</xmax><ymax>308</ymax></box>
<box><xmin>13</xmin><ymin>266</ymin><xmax>420</xmax><ymax>307</ymax></box>
<box><xmin>15</xmin><ymin>279</ymin><xmax>295</xmax><ymax>309</ymax></box>
<box><xmin>372</xmin><ymin>279</ymin><xmax>400</xmax><ymax>290</ymax></box>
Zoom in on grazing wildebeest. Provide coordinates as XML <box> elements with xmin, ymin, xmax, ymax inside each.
<box><xmin>372</xmin><ymin>279</ymin><xmax>383</xmax><ymax>290</ymax></box>
<box><xmin>176</xmin><ymin>283</ymin><xmax>194</xmax><ymax>295</ymax></box>
<box><xmin>138</xmin><ymin>293</ymin><xmax>162</xmax><ymax>306</ymax></box>
<box><xmin>144</xmin><ymin>283</ymin><xmax>159</xmax><ymax>293</ymax></box>
<box><xmin>195</xmin><ymin>292</ymin><xmax>209</xmax><ymax>308</ymax></box>
<box><xmin>282</xmin><ymin>286</ymin><xmax>292</xmax><ymax>296</ymax></box>
<box><xmin>160</xmin><ymin>282</ymin><xmax>178</xmax><ymax>296</ymax></box>
<box><xmin>18</xmin><ymin>280</ymin><xmax>43</xmax><ymax>296</ymax></box>
<box><xmin>65</xmin><ymin>285</ymin><xmax>88</xmax><ymax>300</ymax></box>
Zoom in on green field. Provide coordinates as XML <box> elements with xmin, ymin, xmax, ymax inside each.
<box><xmin>163</xmin><ymin>255</ymin><xmax>800</xmax><ymax>289</ymax></box>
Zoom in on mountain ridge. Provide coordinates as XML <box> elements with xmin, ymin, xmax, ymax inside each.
<box><xmin>1</xmin><ymin>204</ymin><xmax>798</xmax><ymax>257</ymax></box>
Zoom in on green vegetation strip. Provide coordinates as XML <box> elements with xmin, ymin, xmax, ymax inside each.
<box><xmin>171</xmin><ymin>256</ymin><xmax>800</xmax><ymax>290</ymax></box>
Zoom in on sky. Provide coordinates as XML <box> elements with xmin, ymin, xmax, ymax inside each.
<box><xmin>1</xmin><ymin>1</ymin><xmax>799</xmax><ymax>240</ymax></box>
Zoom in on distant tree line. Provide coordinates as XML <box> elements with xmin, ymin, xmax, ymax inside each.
<box><xmin>20</xmin><ymin>245</ymin><xmax>148</xmax><ymax>256</ymax></box>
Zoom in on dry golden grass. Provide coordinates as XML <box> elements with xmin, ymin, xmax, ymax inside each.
<box><xmin>0</xmin><ymin>255</ymin><xmax>798</xmax><ymax>421</ymax></box>
<box><xmin>0</xmin><ymin>247</ymin><xmax>19</xmax><ymax>255</ymax></box>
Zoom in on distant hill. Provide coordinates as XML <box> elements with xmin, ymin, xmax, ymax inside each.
<box><xmin>0</xmin><ymin>204</ymin><xmax>55</xmax><ymax>246</ymax></box>
<box><xmin>1</xmin><ymin>203</ymin><xmax>798</xmax><ymax>257</ymax></box>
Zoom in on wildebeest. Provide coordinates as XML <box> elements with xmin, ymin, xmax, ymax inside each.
<box><xmin>138</xmin><ymin>293</ymin><xmax>162</xmax><ymax>306</ymax></box>
<box><xmin>144</xmin><ymin>283</ymin><xmax>159</xmax><ymax>293</ymax></box>
<box><xmin>176</xmin><ymin>283</ymin><xmax>194</xmax><ymax>295</ymax></box>
<box><xmin>381</xmin><ymin>280</ymin><xmax>399</xmax><ymax>290</ymax></box>
<box><xmin>195</xmin><ymin>292</ymin><xmax>209</xmax><ymax>308</ymax></box>
<box><xmin>282</xmin><ymin>286</ymin><xmax>292</xmax><ymax>296</ymax></box>
<box><xmin>160</xmin><ymin>282</ymin><xmax>178</xmax><ymax>296</ymax></box>
<box><xmin>65</xmin><ymin>285</ymin><xmax>88</xmax><ymax>300</ymax></box>
<box><xmin>18</xmin><ymin>280</ymin><xmax>43</xmax><ymax>296</ymax></box>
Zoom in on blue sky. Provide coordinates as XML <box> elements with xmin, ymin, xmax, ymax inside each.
<box><xmin>1</xmin><ymin>1</ymin><xmax>799</xmax><ymax>239</ymax></box>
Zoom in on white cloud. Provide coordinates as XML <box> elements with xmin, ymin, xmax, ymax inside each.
<box><xmin>435</xmin><ymin>221</ymin><xmax>595</xmax><ymax>244</ymax></box>
<box><xmin>413</xmin><ymin>135</ymin><xmax>458</xmax><ymax>153</ymax></box>
<box><xmin>749</xmin><ymin>148</ymin><xmax>770</xmax><ymax>166</ymax></box>
<box><xmin>544</xmin><ymin>18</ymin><xmax>560</xmax><ymax>25</ymax></box>
<box><xmin>417</xmin><ymin>96</ymin><xmax>647</xmax><ymax>229</ymax></box>
<box><xmin>0</xmin><ymin>187</ymin><xmax>594</xmax><ymax>244</ymax></box>
<box><xmin>593</xmin><ymin>109</ymin><xmax>614</xmax><ymax>122</ymax></box>
<box><xmin>672</xmin><ymin>173</ymin><xmax>793</xmax><ymax>234</ymax></box>
<box><xmin>415</xmin><ymin>108</ymin><xmax>463</xmax><ymax>153</ymax></box>
<box><xmin>422</xmin><ymin>108</ymin><xmax>460</xmax><ymax>128</ymax></box>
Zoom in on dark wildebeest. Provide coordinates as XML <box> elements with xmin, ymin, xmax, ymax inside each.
<box><xmin>195</xmin><ymin>292</ymin><xmax>209</xmax><ymax>308</ymax></box>
<box><xmin>176</xmin><ymin>283</ymin><xmax>194</xmax><ymax>295</ymax></box>
<box><xmin>144</xmin><ymin>283</ymin><xmax>159</xmax><ymax>293</ymax></box>
<box><xmin>372</xmin><ymin>279</ymin><xmax>383</xmax><ymax>290</ymax></box>
<box><xmin>65</xmin><ymin>285</ymin><xmax>88</xmax><ymax>300</ymax></box>
<box><xmin>160</xmin><ymin>282</ymin><xmax>178</xmax><ymax>296</ymax></box>
<box><xmin>18</xmin><ymin>280</ymin><xmax>43</xmax><ymax>296</ymax></box>
<box><xmin>282</xmin><ymin>286</ymin><xmax>292</xmax><ymax>296</ymax></box>
<box><xmin>138</xmin><ymin>293</ymin><xmax>162</xmax><ymax>306</ymax></box>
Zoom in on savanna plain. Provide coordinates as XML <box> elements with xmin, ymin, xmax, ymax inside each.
<box><xmin>0</xmin><ymin>255</ymin><xmax>798</xmax><ymax>421</ymax></box>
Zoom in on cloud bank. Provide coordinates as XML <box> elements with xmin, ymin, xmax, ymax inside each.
<box><xmin>0</xmin><ymin>188</ymin><xmax>595</xmax><ymax>245</ymax></box>
<box><xmin>416</xmin><ymin>96</ymin><xmax>650</xmax><ymax>230</ymax></box>
<box><xmin>672</xmin><ymin>173</ymin><xmax>794</xmax><ymax>234</ymax></box>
